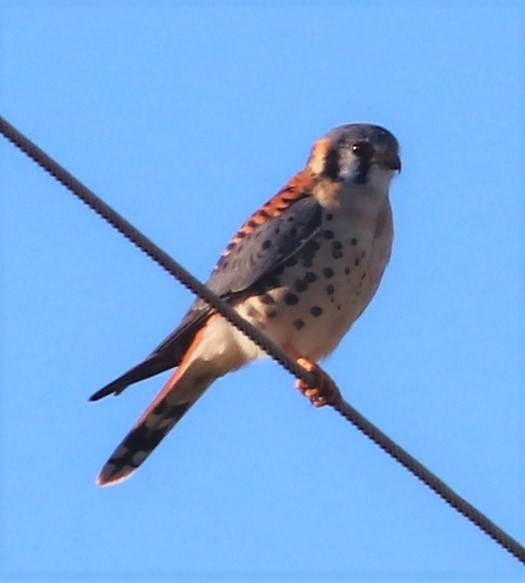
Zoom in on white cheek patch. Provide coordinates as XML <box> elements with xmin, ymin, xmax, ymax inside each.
<box><xmin>366</xmin><ymin>165</ymin><xmax>396</xmax><ymax>193</ymax></box>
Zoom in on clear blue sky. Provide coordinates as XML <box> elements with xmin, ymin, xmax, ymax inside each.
<box><xmin>2</xmin><ymin>2</ymin><xmax>523</xmax><ymax>581</ymax></box>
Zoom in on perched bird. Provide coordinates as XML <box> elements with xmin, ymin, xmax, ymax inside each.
<box><xmin>91</xmin><ymin>123</ymin><xmax>401</xmax><ymax>486</ymax></box>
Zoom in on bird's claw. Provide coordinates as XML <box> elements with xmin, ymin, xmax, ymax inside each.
<box><xmin>295</xmin><ymin>357</ymin><xmax>342</xmax><ymax>407</ymax></box>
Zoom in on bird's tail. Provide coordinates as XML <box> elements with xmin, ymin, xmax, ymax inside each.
<box><xmin>96</xmin><ymin>365</ymin><xmax>210</xmax><ymax>486</ymax></box>
<box><xmin>96</xmin><ymin>313</ymin><xmax>249</xmax><ymax>486</ymax></box>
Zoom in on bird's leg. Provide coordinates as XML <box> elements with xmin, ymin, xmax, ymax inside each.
<box><xmin>295</xmin><ymin>357</ymin><xmax>342</xmax><ymax>408</ymax></box>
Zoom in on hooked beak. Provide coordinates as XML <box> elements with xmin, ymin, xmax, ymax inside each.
<box><xmin>376</xmin><ymin>151</ymin><xmax>402</xmax><ymax>172</ymax></box>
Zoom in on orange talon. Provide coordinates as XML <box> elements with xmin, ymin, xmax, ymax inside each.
<box><xmin>295</xmin><ymin>357</ymin><xmax>342</xmax><ymax>407</ymax></box>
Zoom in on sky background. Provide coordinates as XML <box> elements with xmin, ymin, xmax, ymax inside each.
<box><xmin>1</xmin><ymin>2</ymin><xmax>524</xmax><ymax>582</ymax></box>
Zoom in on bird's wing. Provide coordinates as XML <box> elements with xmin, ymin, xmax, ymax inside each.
<box><xmin>90</xmin><ymin>172</ymin><xmax>322</xmax><ymax>401</ymax></box>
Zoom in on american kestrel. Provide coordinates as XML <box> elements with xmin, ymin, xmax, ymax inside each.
<box><xmin>91</xmin><ymin>123</ymin><xmax>401</xmax><ymax>486</ymax></box>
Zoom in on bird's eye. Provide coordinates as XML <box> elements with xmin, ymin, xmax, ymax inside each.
<box><xmin>351</xmin><ymin>141</ymin><xmax>372</xmax><ymax>158</ymax></box>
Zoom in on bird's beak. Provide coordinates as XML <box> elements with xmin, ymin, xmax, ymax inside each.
<box><xmin>376</xmin><ymin>151</ymin><xmax>402</xmax><ymax>173</ymax></box>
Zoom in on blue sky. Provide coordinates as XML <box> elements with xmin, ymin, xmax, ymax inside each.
<box><xmin>1</xmin><ymin>1</ymin><xmax>524</xmax><ymax>581</ymax></box>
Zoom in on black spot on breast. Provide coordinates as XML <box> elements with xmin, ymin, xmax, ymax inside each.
<box><xmin>310</xmin><ymin>306</ymin><xmax>323</xmax><ymax>317</ymax></box>
<box><xmin>331</xmin><ymin>241</ymin><xmax>343</xmax><ymax>259</ymax></box>
<box><xmin>262</xmin><ymin>239</ymin><xmax>272</xmax><ymax>250</ymax></box>
<box><xmin>293</xmin><ymin>319</ymin><xmax>305</xmax><ymax>330</ymax></box>
<box><xmin>284</xmin><ymin>292</ymin><xmax>299</xmax><ymax>305</ymax></box>
<box><xmin>351</xmin><ymin>238</ymin><xmax>358</xmax><ymax>246</ymax></box>
<box><xmin>325</xmin><ymin>213</ymin><xmax>333</xmax><ymax>221</ymax></box>
<box><xmin>323</xmin><ymin>230</ymin><xmax>334</xmax><ymax>240</ymax></box>
<box><xmin>344</xmin><ymin>266</ymin><xmax>351</xmax><ymax>275</ymax></box>
<box><xmin>354</xmin><ymin>258</ymin><xmax>360</xmax><ymax>267</ymax></box>
<box><xmin>267</xmin><ymin>308</ymin><xmax>278</xmax><ymax>318</ymax></box>
<box><xmin>361</xmin><ymin>271</ymin><xmax>367</xmax><ymax>280</ymax></box>
<box><xmin>295</xmin><ymin>279</ymin><xmax>308</xmax><ymax>292</ymax></box>
<box><xmin>326</xmin><ymin>284</ymin><xmax>335</xmax><ymax>295</ymax></box>
<box><xmin>304</xmin><ymin>272</ymin><xmax>317</xmax><ymax>283</ymax></box>
<box><xmin>323</xmin><ymin>267</ymin><xmax>334</xmax><ymax>279</ymax></box>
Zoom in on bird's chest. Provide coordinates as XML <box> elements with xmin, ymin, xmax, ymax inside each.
<box><xmin>239</xmin><ymin>203</ymin><xmax>393</xmax><ymax>360</ymax></box>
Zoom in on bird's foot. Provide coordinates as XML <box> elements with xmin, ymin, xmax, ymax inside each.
<box><xmin>295</xmin><ymin>357</ymin><xmax>342</xmax><ymax>408</ymax></box>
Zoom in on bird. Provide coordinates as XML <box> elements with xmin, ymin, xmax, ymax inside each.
<box><xmin>91</xmin><ymin>123</ymin><xmax>401</xmax><ymax>486</ymax></box>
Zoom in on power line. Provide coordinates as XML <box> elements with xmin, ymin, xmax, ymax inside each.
<box><xmin>1</xmin><ymin>114</ymin><xmax>523</xmax><ymax>566</ymax></box>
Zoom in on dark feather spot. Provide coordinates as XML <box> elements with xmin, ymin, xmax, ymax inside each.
<box><xmin>303</xmin><ymin>240</ymin><xmax>321</xmax><ymax>253</ymax></box>
<box><xmin>323</xmin><ymin>267</ymin><xmax>334</xmax><ymax>279</ymax></box>
<box><xmin>325</xmin><ymin>213</ymin><xmax>333</xmax><ymax>221</ymax></box>
<box><xmin>295</xmin><ymin>279</ymin><xmax>308</xmax><ymax>292</ymax></box>
<box><xmin>344</xmin><ymin>266</ymin><xmax>351</xmax><ymax>275</ymax></box>
<box><xmin>331</xmin><ymin>241</ymin><xmax>343</xmax><ymax>259</ymax></box>
<box><xmin>304</xmin><ymin>272</ymin><xmax>317</xmax><ymax>283</ymax></box>
<box><xmin>310</xmin><ymin>306</ymin><xmax>323</xmax><ymax>317</ymax></box>
<box><xmin>294</xmin><ymin>319</ymin><xmax>305</xmax><ymax>330</ymax></box>
<box><xmin>264</xmin><ymin>275</ymin><xmax>281</xmax><ymax>289</ymax></box>
<box><xmin>284</xmin><ymin>292</ymin><xmax>299</xmax><ymax>305</ymax></box>
<box><xmin>354</xmin><ymin>258</ymin><xmax>360</xmax><ymax>267</ymax></box>
<box><xmin>153</xmin><ymin>401</ymin><xmax>167</xmax><ymax>415</ymax></box>
<box><xmin>164</xmin><ymin>402</ymin><xmax>192</xmax><ymax>420</ymax></box>
<box><xmin>260</xmin><ymin>294</ymin><xmax>275</xmax><ymax>305</ymax></box>
<box><xmin>323</xmin><ymin>230</ymin><xmax>334</xmax><ymax>240</ymax></box>
<box><xmin>326</xmin><ymin>284</ymin><xmax>335</xmax><ymax>295</ymax></box>
<box><xmin>302</xmin><ymin>257</ymin><xmax>313</xmax><ymax>268</ymax></box>
<box><xmin>262</xmin><ymin>239</ymin><xmax>272</xmax><ymax>250</ymax></box>
<box><xmin>267</xmin><ymin>308</ymin><xmax>278</xmax><ymax>318</ymax></box>
<box><xmin>351</xmin><ymin>238</ymin><xmax>358</xmax><ymax>246</ymax></box>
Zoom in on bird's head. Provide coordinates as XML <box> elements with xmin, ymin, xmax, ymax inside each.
<box><xmin>307</xmin><ymin>123</ymin><xmax>401</xmax><ymax>193</ymax></box>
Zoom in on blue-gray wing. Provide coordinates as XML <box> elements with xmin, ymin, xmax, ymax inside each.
<box><xmin>90</xmin><ymin>196</ymin><xmax>322</xmax><ymax>401</ymax></box>
<box><xmin>206</xmin><ymin>195</ymin><xmax>323</xmax><ymax>297</ymax></box>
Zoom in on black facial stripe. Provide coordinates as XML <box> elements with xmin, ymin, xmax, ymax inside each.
<box><xmin>323</xmin><ymin>146</ymin><xmax>341</xmax><ymax>181</ymax></box>
<box><xmin>355</xmin><ymin>157</ymin><xmax>371</xmax><ymax>184</ymax></box>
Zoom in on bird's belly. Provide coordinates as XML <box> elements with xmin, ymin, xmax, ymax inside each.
<box><xmin>235</xmin><ymin>218</ymin><xmax>391</xmax><ymax>361</ymax></box>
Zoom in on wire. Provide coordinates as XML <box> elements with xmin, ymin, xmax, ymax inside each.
<box><xmin>1</xmin><ymin>114</ymin><xmax>524</xmax><ymax>565</ymax></box>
